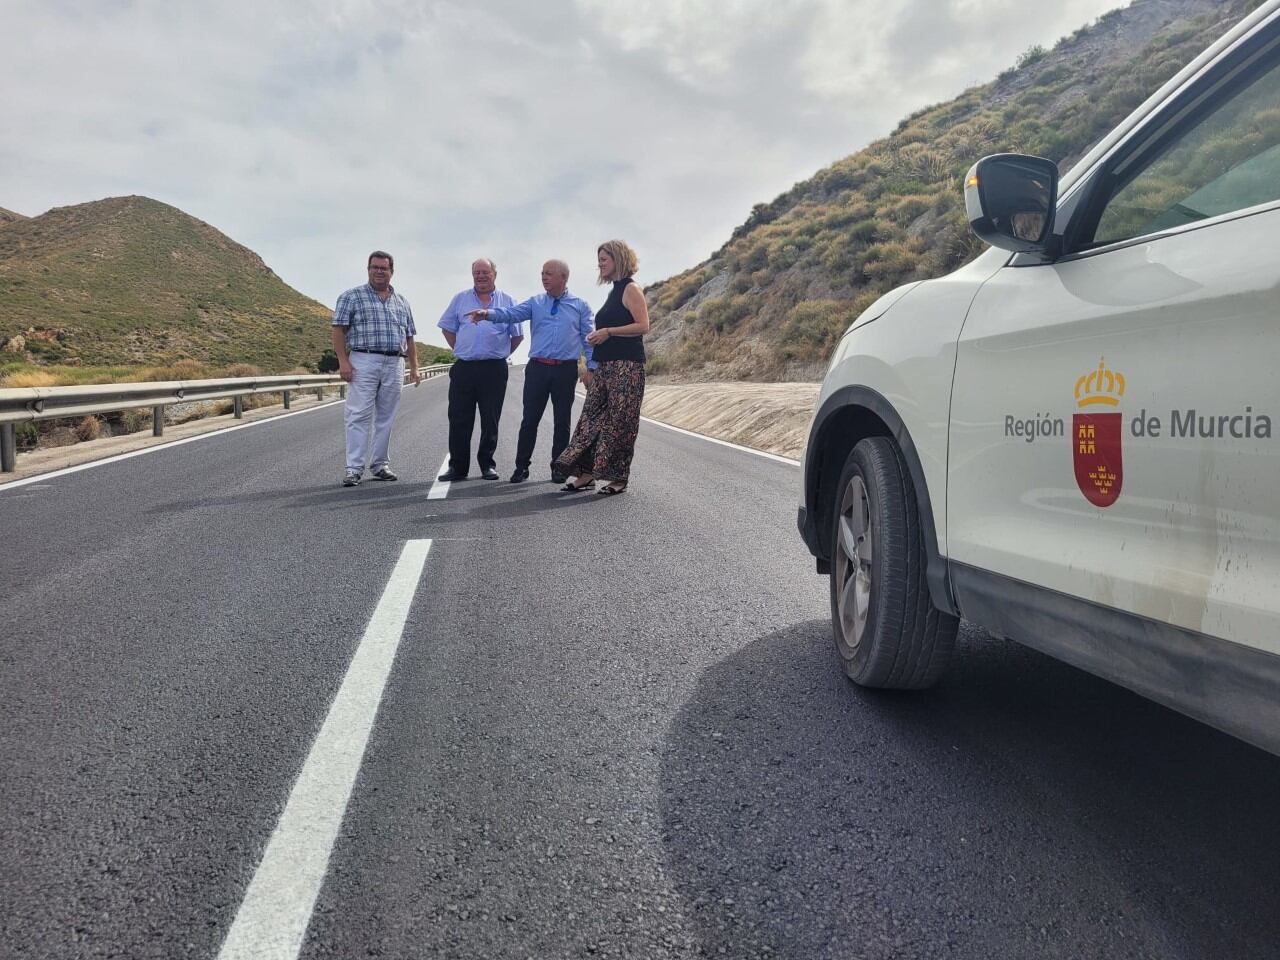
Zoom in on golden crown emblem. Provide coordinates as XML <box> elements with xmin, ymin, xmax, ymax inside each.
<box><xmin>1075</xmin><ymin>357</ymin><xmax>1125</xmax><ymax>408</ymax></box>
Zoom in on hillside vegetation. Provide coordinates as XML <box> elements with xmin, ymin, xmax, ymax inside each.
<box><xmin>646</xmin><ymin>0</ymin><xmax>1263</xmax><ymax>381</ymax></box>
<box><xmin>0</xmin><ymin>196</ymin><xmax>333</xmax><ymax>373</ymax></box>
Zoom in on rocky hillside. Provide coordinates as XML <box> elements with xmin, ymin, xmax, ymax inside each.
<box><xmin>0</xmin><ymin>196</ymin><xmax>332</xmax><ymax>371</ymax></box>
<box><xmin>646</xmin><ymin>0</ymin><xmax>1260</xmax><ymax>381</ymax></box>
<box><xmin>0</xmin><ymin>207</ymin><xmax>28</xmax><ymax>227</ymax></box>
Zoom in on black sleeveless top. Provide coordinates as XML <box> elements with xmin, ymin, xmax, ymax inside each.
<box><xmin>592</xmin><ymin>278</ymin><xmax>645</xmax><ymax>363</ymax></box>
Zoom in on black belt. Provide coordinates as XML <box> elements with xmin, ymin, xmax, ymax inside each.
<box><xmin>351</xmin><ymin>348</ymin><xmax>403</xmax><ymax>357</ymax></box>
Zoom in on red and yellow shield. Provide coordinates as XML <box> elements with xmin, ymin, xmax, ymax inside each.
<box><xmin>1072</xmin><ymin>413</ymin><xmax>1122</xmax><ymax>507</ymax></box>
<box><xmin>1072</xmin><ymin>358</ymin><xmax>1125</xmax><ymax>508</ymax></box>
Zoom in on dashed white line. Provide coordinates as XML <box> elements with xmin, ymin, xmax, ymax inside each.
<box><xmin>426</xmin><ymin>453</ymin><xmax>451</xmax><ymax>499</ymax></box>
<box><xmin>216</xmin><ymin>539</ymin><xmax>433</xmax><ymax>960</ymax></box>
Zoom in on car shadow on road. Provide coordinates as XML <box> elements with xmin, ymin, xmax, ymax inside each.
<box><xmin>658</xmin><ymin>620</ymin><xmax>1280</xmax><ymax>960</ymax></box>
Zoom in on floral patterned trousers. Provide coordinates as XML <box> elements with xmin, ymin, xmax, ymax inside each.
<box><xmin>553</xmin><ymin>360</ymin><xmax>646</xmax><ymax>484</ymax></box>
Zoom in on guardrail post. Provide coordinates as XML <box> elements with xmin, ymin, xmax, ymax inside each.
<box><xmin>283</xmin><ymin>389</ymin><xmax>291</xmax><ymax>410</ymax></box>
<box><xmin>339</xmin><ymin>385</ymin><xmax>346</xmax><ymax>400</ymax></box>
<box><xmin>316</xmin><ymin>386</ymin><xmax>324</xmax><ymax>401</ymax></box>
<box><xmin>233</xmin><ymin>396</ymin><xmax>244</xmax><ymax>419</ymax></box>
<box><xmin>153</xmin><ymin>405</ymin><xmax>164</xmax><ymax>436</ymax></box>
<box><xmin>1</xmin><ymin>424</ymin><xmax>15</xmax><ymax>473</ymax></box>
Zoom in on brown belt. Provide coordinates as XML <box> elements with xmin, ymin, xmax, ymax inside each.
<box><xmin>531</xmin><ymin>357</ymin><xmax>573</xmax><ymax>365</ymax></box>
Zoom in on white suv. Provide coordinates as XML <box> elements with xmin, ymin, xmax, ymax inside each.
<box><xmin>798</xmin><ymin>0</ymin><xmax>1280</xmax><ymax>755</ymax></box>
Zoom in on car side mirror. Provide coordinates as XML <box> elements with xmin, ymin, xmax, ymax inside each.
<box><xmin>964</xmin><ymin>154</ymin><xmax>1059</xmax><ymax>254</ymax></box>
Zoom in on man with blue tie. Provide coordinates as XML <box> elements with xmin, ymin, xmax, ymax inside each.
<box><xmin>466</xmin><ymin>259</ymin><xmax>594</xmax><ymax>483</ymax></box>
<box><xmin>437</xmin><ymin>259</ymin><xmax>522</xmax><ymax>481</ymax></box>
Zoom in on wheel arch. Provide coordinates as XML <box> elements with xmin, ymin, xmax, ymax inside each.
<box><xmin>803</xmin><ymin>385</ymin><xmax>957</xmax><ymax>615</ymax></box>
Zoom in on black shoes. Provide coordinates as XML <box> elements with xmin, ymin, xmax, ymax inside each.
<box><xmin>437</xmin><ymin>469</ymin><xmax>468</xmax><ymax>482</ymax></box>
<box><xmin>550</xmin><ymin>470</ymin><xmax>568</xmax><ymax>484</ymax></box>
<box><xmin>370</xmin><ymin>466</ymin><xmax>398</xmax><ymax>481</ymax></box>
<box><xmin>510</xmin><ymin>468</ymin><xmax>530</xmax><ymax>483</ymax></box>
<box><xmin>481</xmin><ymin>466</ymin><xmax>500</xmax><ymax>480</ymax></box>
<box><xmin>342</xmin><ymin>471</ymin><xmax>362</xmax><ymax>487</ymax></box>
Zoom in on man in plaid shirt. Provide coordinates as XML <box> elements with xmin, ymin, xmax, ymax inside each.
<box><xmin>331</xmin><ymin>250</ymin><xmax>420</xmax><ymax>487</ymax></box>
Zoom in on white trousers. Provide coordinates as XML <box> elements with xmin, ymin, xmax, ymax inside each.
<box><xmin>344</xmin><ymin>352</ymin><xmax>404</xmax><ymax>473</ymax></box>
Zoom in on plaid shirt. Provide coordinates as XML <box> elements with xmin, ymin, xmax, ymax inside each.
<box><xmin>332</xmin><ymin>283</ymin><xmax>416</xmax><ymax>353</ymax></box>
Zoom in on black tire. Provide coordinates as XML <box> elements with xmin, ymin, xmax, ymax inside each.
<box><xmin>829</xmin><ymin>436</ymin><xmax>958</xmax><ymax>688</ymax></box>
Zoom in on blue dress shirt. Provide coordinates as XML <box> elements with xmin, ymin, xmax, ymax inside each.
<box><xmin>487</xmin><ymin>291</ymin><xmax>596</xmax><ymax>369</ymax></box>
<box><xmin>438</xmin><ymin>288</ymin><xmax>520</xmax><ymax>360</ymax></box>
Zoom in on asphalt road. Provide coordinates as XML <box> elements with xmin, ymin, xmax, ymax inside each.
<box><xmin>2</xmin><ymin>368</ymin><xmax>1278</xmax><ymax>959</ymax></box>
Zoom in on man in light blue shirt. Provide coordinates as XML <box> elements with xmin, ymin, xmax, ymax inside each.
<box><xmin>436</xmin><ymin>258</ymin><xmax>522</xmax><ymax>481</ymax></box>
<box><xmin>468</xmin><ymin>259</ymin><xmax>593</xmax><ymax>483</ymax></box>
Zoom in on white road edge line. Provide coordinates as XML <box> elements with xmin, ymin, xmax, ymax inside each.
<box><xmin>216</xmin><ymin>538</ymin><xmax>433</xmax><ymax>960</ymax></box>
<box><xmin>0</xmin><ymin>400</ymin><xmax>341</xmax><ymax>493</ymax></box>
<box><xmin>0</xmin><ymin>375</ymin><xmax>448</xmax><ymax>494</ymax></box>
<box><xmin>639</xmin><ymin>414</ymin><xmax>801</xmax><ymax>467</ymax></box>
<box><xmin>426</xmin><ymin>453</ymin><xmax>451</xmax><ymax>499</ymax></box>
<box><xmin>571</xmin><ymin>389</ymin><xmax>801</xmax><ymax>467</ymax></box>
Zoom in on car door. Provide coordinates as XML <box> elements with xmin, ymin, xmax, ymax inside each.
<box><xmin>946</xmin><ymin>26</ymin><xmax>1280</xmax><ymax>658</ymax></box>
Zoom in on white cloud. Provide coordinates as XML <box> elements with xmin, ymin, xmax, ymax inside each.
<box><xmin>0</xmin><ymin>0</ymin><xmax>1127</xmax><ymax>349</ymax></box>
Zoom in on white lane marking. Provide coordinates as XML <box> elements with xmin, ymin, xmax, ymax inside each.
<box><xmin>639</xmin><ymin>415</ymin><xmax>801</xmax><ymax>467</ymax></box>
<box><xmin>0</xmin><ymin>375</ymin><xmax>449</xmax><ymax>494</ymax></box>
<box><xmin>216</xmin><ymin>539</ymin><xmax>433</xmax><ymax>960</ymax></box>
<box><xmin>426</xmin><ymin>453</ymin><xmax>451</xmax><ymax>499</ymax></box>
<box><xmin>0</xmin><ymin>400</ymin><xmax>341</xmax><ymax>493</ymax></box>
<box><xmin>571</xmin><ymin>388</ymin><xmax>800</xmax><ymax>467</ymax></box>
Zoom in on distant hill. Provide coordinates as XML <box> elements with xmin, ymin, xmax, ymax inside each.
<box><xmin>0</xmin><ymin>207</ymin><xmax>28</xmax><ymax>227</ymax></box>
<box><xmin>645</xmin><ymin>0</ymin><xmax>1258</xmax><ymax>381</ymax></box>
<box><xmin>0</xmin><ymin>196</ymin><xmax>332</xmax><ymax>371</ymax></box>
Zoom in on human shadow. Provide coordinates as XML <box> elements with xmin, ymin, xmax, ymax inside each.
<box><xmin>145</xmin><ymin>482</ymin><xmax>437</xmax><ymax>515</ymax></box>
<box><xmin>658</xmin><ymin>620</ymin><xmax>1280</xmax><ymax>960</ymax></box>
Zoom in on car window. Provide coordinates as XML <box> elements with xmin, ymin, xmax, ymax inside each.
<box><xmin>1091</xmin><ymin>52</ymin><xmax>1280</xmax><ymax>246</ymax></box>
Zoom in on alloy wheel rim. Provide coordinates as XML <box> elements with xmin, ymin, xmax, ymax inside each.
<box><xmin>836</xmin><ymin>474</ymin><xmax>873</xmax><ymax>649</ymax></box>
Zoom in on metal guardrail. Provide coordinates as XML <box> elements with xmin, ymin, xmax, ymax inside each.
<box><xmin>0</xmin><ymin>364</ymin><xmax>450</xmax><ymax>472</ymax></box>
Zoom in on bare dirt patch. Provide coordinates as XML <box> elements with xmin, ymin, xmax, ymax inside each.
<box><xmin>641</xmin><ymin>382</ymin><xmax>819</xmax><ymax>461</ymax></box>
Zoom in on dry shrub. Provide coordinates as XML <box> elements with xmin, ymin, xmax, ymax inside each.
<box><xmin>138</xmin><ymin>359</ymin><xmax>209</xmax><ymax>382</ymax></box>
<box><xmin>1</xmin><ymin>370</ymin><xmax>61</xmax><ymax>388</ymax></box>
<box><xmin>75</xmin><ymin>416</ymin><xmax>101</xmax><ymax>442</ymax></box>
<box><xmin>222</xmin><ymin>363</ymin><xmax>263</xmax><ymax>379</ymax></box>
<box><xmin>119</xmin><ymin>408</ymin><xmax>153</xmax><ymax>433</ymax></box>
<box><xmin>42</xmin><ymin>425</ymin><xmax>79</xmax><ymax>448</ymax></box>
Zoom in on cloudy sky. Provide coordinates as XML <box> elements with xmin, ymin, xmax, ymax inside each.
<box><xmin>1</xmin><ymin>0</ymin><xmax>1124</xmax><ymax>349</ymax></box>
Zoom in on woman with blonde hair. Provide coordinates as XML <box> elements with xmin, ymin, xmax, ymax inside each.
<box><xmin>554</xmin><ymin>239</ymin><xmax>650</xmax><ymax>496</ymax></box>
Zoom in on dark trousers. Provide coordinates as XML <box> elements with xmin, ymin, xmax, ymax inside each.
<box><xmin>447</xmin><ymin>359</ymin><xmax>508</xmax><ymax>475</ymax></box>
<box><xmin>516</xmin><ymin>361</ymin><xmax>578</xmax><ymax>471</ymax></box>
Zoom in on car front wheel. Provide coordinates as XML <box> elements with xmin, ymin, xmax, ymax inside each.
<box><xmin>830</xmin><ymin>436</ymin><xmax>958</xmax><ymax>689</ymax></box>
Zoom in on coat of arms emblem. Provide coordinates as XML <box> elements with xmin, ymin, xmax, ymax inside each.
<box><xmin>1073</xmin><ymin>358</ymin><xmax>1124</xmax><ymax>507</ymax></box>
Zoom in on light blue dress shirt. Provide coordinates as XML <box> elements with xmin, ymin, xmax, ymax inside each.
<box><xmin>486</xmin><ymin>291</ymin><xmax>596</xmax><ymax>369</ymax></box>
<box><xmin>438</xmin><ymin>288</ymin><xmax>520</xmax><ymax>360</ymax></box>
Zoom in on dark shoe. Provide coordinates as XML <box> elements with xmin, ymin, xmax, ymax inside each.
<box><xmin>550</xmin><ymin>470</ymin><xmax>568</xmax><ymax>484</ymax></box>
<box><xmin>598</xmin><ymin>483</ymin><xmax>627</xmax><ymax>496</ymax></box>
<box><xmin>370</xmin><ymin>466</ymin><xmax>398</xmax><ymax>481</ymax></box>
<box><xmin>509</xmin><ymin>468</ymin><xmax>530</xmax><ymax>483</ymax></box>
<box><xmin>481</xmin><ymin>466</ymin><xmax>500</xmax><ymax>480</ymax></box>
<box><xmin>437</xmin><ymin>469</ymin><xmax>468</xmax><ymax>482</ymax></box>
<box><xmin>342</xmin><ymin>471</ymin><xmax>362</xmax><ymax>487</ymax></box>
<box><xmin>562</xmin><ymin>477</ymin><xmax>595</xmax><ymax>492</ymax></box>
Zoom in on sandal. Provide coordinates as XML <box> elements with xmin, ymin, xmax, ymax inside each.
<box><xmin>598</xmin><ymin>483</ymin><xmax>627</xmax><ymax>496</ymax></box>
<box><xmin>562</xmin><ymin>476</ymin><xmax>595</xmax><ymax>491</ymax></box>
